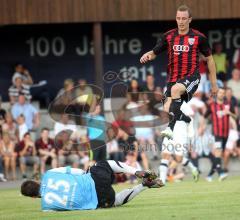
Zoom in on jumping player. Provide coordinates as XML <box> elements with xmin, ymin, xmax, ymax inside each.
<box><xmin>140</xmin><ymin>5</ymin><xmax>218</xmax><ymax>184</ymax></box>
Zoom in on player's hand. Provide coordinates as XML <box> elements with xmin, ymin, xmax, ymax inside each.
<box><xmin>210</xmin><ymin>85</ymin><xmax>218</xmax><ymax>98</ymax></box>
<box><xmin>140</xmin><ymin>51</ymin><xmax>156</xmax><ymax>64</ymax></box>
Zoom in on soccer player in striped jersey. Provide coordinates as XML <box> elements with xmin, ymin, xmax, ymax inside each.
<box><xmin>140</xmin><ymin>4</ymin><xmax>218</xmax><ymax>184</ymax></box>
<box><xmin>205</xmin><ymin>88</ymin><xmax>237</xmax><ymax>181</ymax></box>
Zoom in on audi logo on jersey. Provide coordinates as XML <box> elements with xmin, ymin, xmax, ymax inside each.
<box><xmin>173</xmin><ymin>45</ymin><xmax>190</xmax><ymax>53</ymax></box>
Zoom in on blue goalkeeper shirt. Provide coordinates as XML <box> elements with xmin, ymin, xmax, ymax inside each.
<box><xmin>40</xmin><ymin>167</ymin><xmax>98</xmax><ymax>211</ymax></box>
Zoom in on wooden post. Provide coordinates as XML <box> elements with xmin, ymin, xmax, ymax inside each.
<box><xmin>93</xmin><ymin>22</ymin><xmax>104</xmax><ymax>91</ymax></box>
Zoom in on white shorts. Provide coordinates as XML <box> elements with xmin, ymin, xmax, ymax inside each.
<box><xmin>226</xmin><ymin>129</ymin><xmax>239</xmax><ymax>150</ymax></box>
<box><xmin>161</xmin><ymin>121</ymin><xmax>189</xmax><ymax>156</ymax></box>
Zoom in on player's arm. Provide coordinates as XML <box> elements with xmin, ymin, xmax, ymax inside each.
<box><xmin>140</xmin><ymin>34</ymin><xmax>167</xmax><ymax>64</ymax></box>
<box><xmin>206</xmin><ymin>55</ymin><xmax>218</xmax><ymax>97</ymax></box>
<box><xmin>199</xmin><ymin>35</ymin><xmax>218</xmax><ymax>97</ymax></box>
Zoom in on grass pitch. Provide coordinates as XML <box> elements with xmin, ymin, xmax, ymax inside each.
<box><xmin>1</xmin><ymin>176</ymin><xmax>240</xmax><ymax>220</ymax></box>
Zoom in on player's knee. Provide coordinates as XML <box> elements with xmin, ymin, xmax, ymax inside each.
<box><xmin>171</xmin><ymin>85</ymin><xmax>181</xmax><ymax>96</ymax></box>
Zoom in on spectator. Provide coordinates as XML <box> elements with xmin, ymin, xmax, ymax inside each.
<box><xmin>225</xmin><ymin>87</ymin><xmax>239</xmax><ymax>116</ymax></box>
<box><xmin>57</xmin><ymin>131</ymin><xmax>80</xmax><ymax>168</ymax></box>
<box><xmin>16</xmin><ymin>114</ymin><xmax>28</xmax><ymax>141</ymax></box>
<box><xmin>75</xmin><ymin>79</ymin><xmax>93</xmax><ymax>125</ymax></box>
<box><xmin>127</xmin><ymin>78</ymin><xmax>143</xmax><ymax>102</ymax></box>
<box><xmin>85</xmin><ymin>104</ymin><xmax>106</xmax><ymax>162</ymax></box>
<box><xmin>11</xmin><ymin>94</ymin><xmax>40</xmax><ymax>130</ymax></box>
<box><xmin>148</xmin><ymin>86</ymin><xmax>164</xmax><ymax>115</ymax></box>
<box><xmin>0</xmin><ymin>96</ymin><xmax>6</xmax><ymax>121</ymax></box>
<box><xmin>53</xmin><ymin>114</ymin><xmax>77</xmax><ymax>136</ymax></box>
<box><xmin>106</xmin><ymin>127</ymin><xmax>122</xmax><ymax>161</ymax></box>
<box><xmin>232</xmin><ymin>48</ymin><xmax>240</xmax><ymax>70</ymax></box>
<box><xmin>8</xmin><ymin>75</ymin><xmax>32</xmax><ymax>105</ymax></box>
<box><xmin>131</xmin><ymin>104</ymin><xmax>158</xmax><ymax>160</ymax></box>
<box><xmin>0</xmin><ymin>133</ymin><xmax>16</xmax><ymax>180</ymax></box>
<box><xmin>35</xmin><ymin>128</ymin><xmax>57</xmax><ymax>174</ymax></box>
<box><xmin>198</xmin><ymin>54</ymin><xmax>209</xmax><ymax>94</ymax></box>
<box><xmin>227</xmin><ymin>69</ymin><xmax>240</xmax><ymax>103</ymax></box>
<box><xmin>12</xmin><ymin>63</ymin><xmax>33</xmax><ymax>86</ymax></box>
<box><xmin>17</xmin><ymin>132</ymin><xmax>39</xmax><ymax>179</ymax></box>
<box><xmin>56</xmin><ymin>78</ymin><xmax>75</xmax><ymax>106</ymax></box>
<box><xmin>0</xmin><ymin>155</ymin><xmax>7</xmax><ymax>182</ymax></box>
<box><xmin>78</xmin><ymin>135</ymin><xmax>92</xmax><ymax>170</ymax></box>
<box><xmin>2</xmin><ymin>112</ymin><xmax>18</xmax><ymax>144</ymax></box>
<box><xmin>142</xmin><ymin>73</ymin><xmax>156</xmax><ymax>101</ymax></box>
<box><xmin>125</xmin><ymin>151</ymin><xmax>142</xmax><ymax>184</ymax></box>
<box><xmin>212</xmin><ymin>42</ymin><xmax>229</xmax><ymax>87</ymax></box>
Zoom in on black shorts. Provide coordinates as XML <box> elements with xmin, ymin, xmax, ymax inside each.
<box><xmin>91</xmin><ymin>140</ymin><xmax>107</xmax><ymax>162</ymax></box>
<box><xmin>215</xmin><ymin>136</ymin><xmax>228</xmax><ymax>151</ymax></box>
<box><xmin>90</xmin><ymin>161</ymin><xmax>115</xmax><ymax>208</ymax></box>
<box><xmin>165</xmin><ymin>74</ymin><xmax>200</xmax><ymax>102</ymax></box>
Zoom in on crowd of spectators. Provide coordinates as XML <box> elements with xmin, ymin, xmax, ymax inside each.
<box><xmin>0</xmin><ymin>44</ymin><xmax>239</xmax><ymax>183</ymax></box>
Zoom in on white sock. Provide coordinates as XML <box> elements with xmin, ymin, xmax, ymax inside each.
<box><xmin>114</xmin><ymin>184</ymin><xmax>146</xmax><ymax>206</ymax></box>
<box><xmin>107</xmin><ymin>160</ymin><xmax>138</xmax><ymax>175</ymax></box>
<box><xmin>182</xmin><ymin>157</ymin><xmax>197</xmax><ymax>172</ymax></box>
<box><xmin>159</xmin><ymin>159</ymin><xmax>169</xmax><ymax>185</ymax></box>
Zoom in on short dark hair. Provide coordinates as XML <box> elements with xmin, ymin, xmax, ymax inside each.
<box><xmin>41</xmin><ymin>127</ymin><xmax>49</xmax><ymax>132</ymax></box>
<box><xmin>177</xmin><ymin>5</ymin><xmax>192</xmax><ymax>18</ymax></box>
<box><xmin>21</xmin><ymin>180</ymin><xmax>40</xmax><ymax>197</ymax></box>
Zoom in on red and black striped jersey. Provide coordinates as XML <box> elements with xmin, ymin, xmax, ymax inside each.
<box><xmin>205</xmin><ymin>101</ymin><xmax>234</xmax><ymax>138</ymax></box>
<box><xmin>153</xmin><ymin>28</ymin><xmax>212</xmax><ymax>82</ymax></box>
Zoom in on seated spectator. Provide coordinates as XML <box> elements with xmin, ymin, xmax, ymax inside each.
<box><xmin>75</xmin><ymin>79</ymin><xmax>93</xmax><ymax>125</ymax></box>
<box><xmin>0</xmin><ymin>154</ymin><xmax>7</xmax><ymax>182</ymax></box>
<box><xmin>8</xmin><ymin>75</ymin><xmax>32</xmax><ymax>105</ymax></box>
<box><xmin>11</xmin><ymin>94</ymin><xmax>40</xmax><ymax>130</ymax></box>
<box><xmin>17</xmin><ymin>132</ymin><xmax>39</xmax><ymax>179</ymax></box>
<box><xmin>227</xmin><ymin>68</ymin><xmax>240</xmax><ymax>103</ymax></box>
<box><xmin>127</xmin><ymin>78</ymin><xmax>143</xmax><ymax>102</ymax></box>
<box><xmin>2</xmin><ymin>112</ymin><xmax>18</xmax><ymax>144</ymax></box>
<box><xmin>35</xmin><ymin>128</ymin><xmax>57</xmax><ymax>174</ymax></box>
<box><xmin>16</xmin><ymin>114</ymin><xmax>28</xmax><ymax>141</ymax></box>
<box><xmin>0</xmin><ymin>133</ymin><xmax>16</xmax><ymax>180</ymax></box>
<box><xmin>131</xmin><ymin>104</ymin><xmax>158</xmax><ymax>160</ymax></box>
<box><xmin>56</xmin><ymin>78</ymin><xmax>75</xmax><ymax>105</ymax></box>
<box><xmin>53</xmin><ymin>114</ymin><xmax>77</xmax><ymax>136</ymax></box>
<box><xmin>125</xmin><ymin>151</ymin><xmax>142</xmax><ymax>184</ymax></box>
<box><xmin>78</xmin><ymin>135</ymin><xmax>92</xmax><ymax>170</ymax></box>
<box><xmin>225</xmin><ymin>87</ymin><xmax>239</xmax><ymax>115</ymax></box>
<box><xmin>0</xmin><ymin>96</ymin><xmax>6</xmax><ymax>122</ymax></box>
<box><xmin>148</xmin><ymin>86</ymin><xmax>164</xmax><ymax>115</ymax></box>
<box><xmin>106</xmin><ymin>127</ymin><xmax>122</xmax><ymax>161</ymax></box>
<box><xmin>57</xmin><ymin>131</ymin><xmax>80</xmax><ymax>168</ymax></box>
<box><xmin>212</xmin><ymin>42</ymin><xmax>228</xmax><ymax>87</ymax></box>
<box><xmin>142</xmin><ymin>73</ymin><xmax>156</xmax><ymax>101</ymax></box>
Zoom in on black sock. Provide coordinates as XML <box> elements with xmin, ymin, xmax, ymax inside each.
<box><xmin>215</xmin><ymin>157</ymin><xmax>223</xmax><ymax>175</ymax></box>
<box><xmin>208</xmin><ymin>153</ymin><xmax>216</xmax><ymax>176</ymax></box>
<box><xmin>169</xmin><ymin>98</ymin><xmax>182</xmax><ymax>130</ymax></box>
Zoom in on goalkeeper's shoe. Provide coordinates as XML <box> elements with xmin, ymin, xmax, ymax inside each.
<box><xmin>135</xmin><ymin>170</ymin><xmax>157</xmax><ymax>180</ymax></box>
<box><xmin>142</xmin><ymin>178</ymin><xmax>164</xmax><ymax>188</ymax></box>
<box><xmin>192</xmin><ymin>169</ymin><xmax>200</xmax><ymax>182</ymax></box>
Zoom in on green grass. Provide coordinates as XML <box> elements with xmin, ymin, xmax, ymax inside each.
<box><xmin>1</xmin><ymin>177</ymin><xmax>240</xmax><ymax>220</ymax></box>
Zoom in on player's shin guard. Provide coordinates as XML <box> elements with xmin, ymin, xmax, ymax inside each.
<box><xmin>169</xmin><ymin>98</ymin><xmax>182</xmax><ymax>130</ymax></box>
<box><xmin>158</xmin><ymin>159</ymin><xmax>169</xmax><ymax>185</ymax></box>
<box><xmin>107</xmin><ymin>160</ymin><xmax>138</xmax><ymax>175</ymax></box>
<box><xmin>114</xmin><ymin>184</ymin><xmax>145</xmax><ymax>206</ymax></box>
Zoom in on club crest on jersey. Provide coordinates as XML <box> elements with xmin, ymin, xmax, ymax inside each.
<box><xmin>188</xmin><ymin>38</ymin><xmax>195</xmax><ymax>45</ymax></box>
